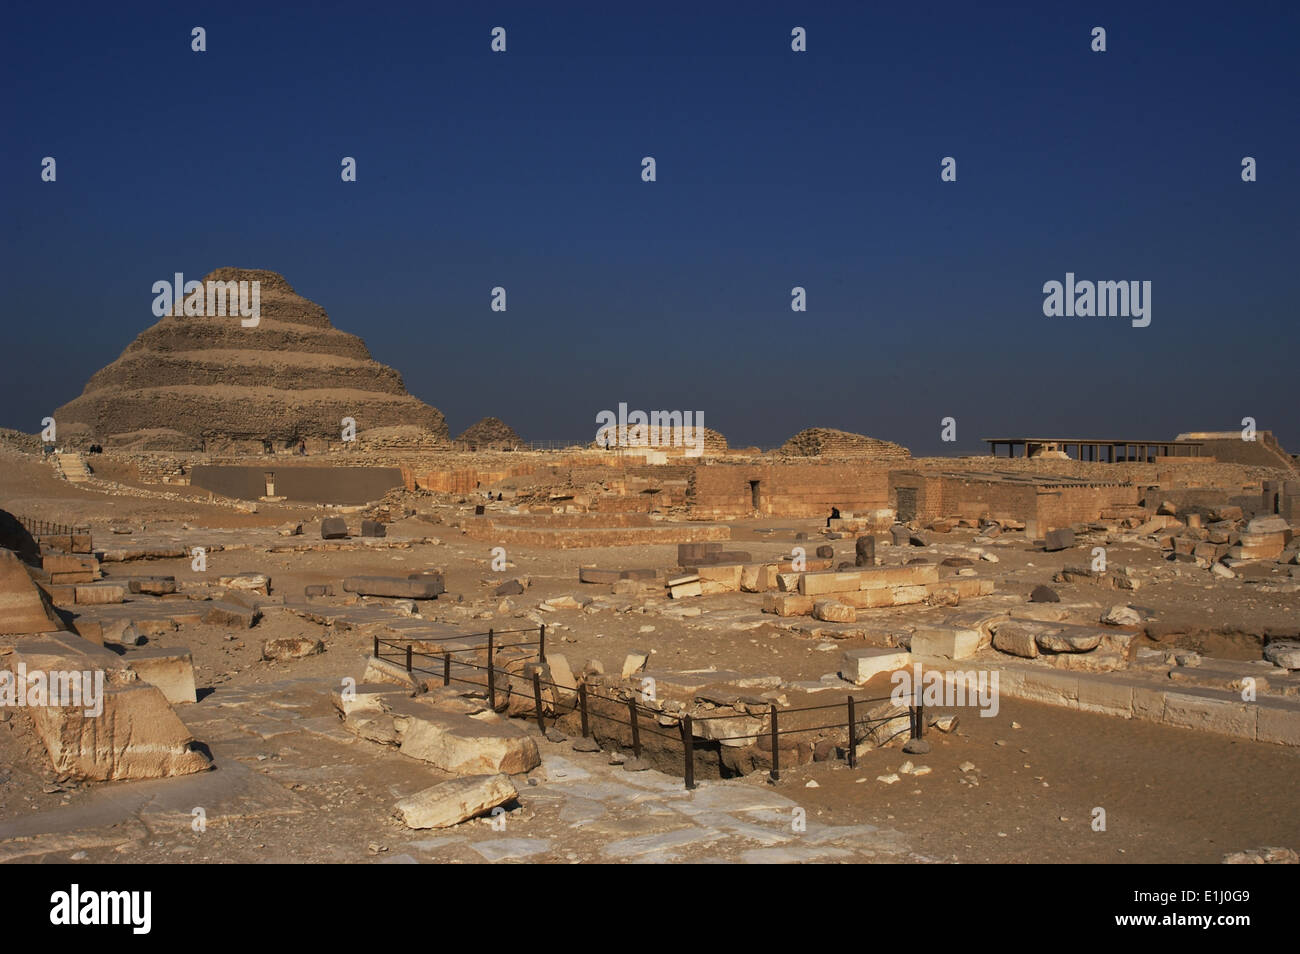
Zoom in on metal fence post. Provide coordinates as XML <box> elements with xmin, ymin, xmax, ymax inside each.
<box><xmin>487</xmin><ymin>628</ymin><xmax>496</xmax><ymax>709</ymax></box>
<box><xmin>443</xmin><ymin>651</ymin><xmax>451</xmax><ymax>687</ymax></box>
<box><xmin>578</xmin><ymin>682</ymin><xmax>590</xmax><ymax>737</ymax></box>
<box><xmin>539</xmin><ymin>623</ymin><xmax>546</xmax><ymax>663</ymax></box>
<box><xmin>405</xmin><ymin>644</ymin><xmax>412</xmax><ymax>674</ymax></box>
<box><xmin>532</xmin><ymin>671</ymin><xmax>546</xmax><ymax>733</ymax></box>
<box><xmin>628</xmin><ymin>699</ymin><xmax>641</xmax><ymax>758</ymax></box>
<box><xmin>373</xmin><ymin>635</ymin><xmax>379</xmax><ymax>658</ymax></box>
<box><xmin>769</xmin><ymin>703</ymin><xmax>780</xmax><ymax>782</ymax></box>
<box><xmin>847</xmin><ymin>695</ymin><xmax>857</xmax><ymax>769</ymax></box>
<box><xmin>681</xmin><ymin>715</ymin><xmax>695</xmax><ymax>790</ymax></box>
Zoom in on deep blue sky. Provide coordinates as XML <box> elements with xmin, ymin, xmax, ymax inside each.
<box><xmin>3</xmin><ymin>1</ymin><xmax>1296</xmax><ymax>455</ymax></box>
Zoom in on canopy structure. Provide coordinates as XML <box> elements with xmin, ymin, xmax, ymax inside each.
<box><xmin>983</xmin><ymin>438</ymin><xmax>1205</xmax><ymax>462</ymax></box>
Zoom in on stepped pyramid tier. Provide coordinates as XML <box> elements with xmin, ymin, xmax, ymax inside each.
<box><xmin>778</xmin><ymin>427</ymin><xmax>911</xmax><ymax>460</ymax></box>
<box><xmin>456</xmin><ymin>417</ymin><xmax>522</xmax><ymax>449</ymax></box>
<box><xmin>53</xmin><ymin>269</ymin><xmax>447</xmax><ymax>451</ymax></box>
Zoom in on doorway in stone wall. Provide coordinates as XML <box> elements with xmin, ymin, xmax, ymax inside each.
<box><xmin>749</xmin><ymin>480</ymin><xmax>761</xmax><ymax>511</ymax></box>
<box><xmin>896</xmin><ymin>487</ymin><xmax>917</xmax><ymax>522</ymax></box>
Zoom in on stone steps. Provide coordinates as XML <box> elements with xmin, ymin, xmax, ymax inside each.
<box><xmin>54</xmin><ymin>453</ymin><xmax>91</xmax><ymax>482</ymax></box>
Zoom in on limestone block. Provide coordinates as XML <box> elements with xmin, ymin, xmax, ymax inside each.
<box><xmin>841</xmin><ymin>648</ymin><xmax>910</xmax><ymax>685</ymax></box>
<box><xmin>813</xmin><ymin>600</ymin><xmax>856</xmax><ymax>623</ymax></box>
<box><xmin>910</xmin><ymin>625</ymin><xmax>980</xmax><ymax>660</ymax></box>
<box><xmin>394</xmin><ymin>773</ymin><xmax>517</xmax><ymax>829</ymax></box>
<box><xmin>123</xmin><ymin>647</ymin><xmax>197</xmax><ymax>703</ymax></box>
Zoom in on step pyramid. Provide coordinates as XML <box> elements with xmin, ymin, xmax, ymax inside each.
<box><xmin>54</xmin><ymin>268</ymin><xmax>447</xmax><ymax>451</ymax></box>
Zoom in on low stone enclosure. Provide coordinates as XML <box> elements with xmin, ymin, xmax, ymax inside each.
<box><xmin>357</xmin><ymin>626</ymin><xmax>931</xmax><ymax>787</ymax></box>
<box><xmin>350</xmin><ymin>596</ymin><xmax>1300</xmax><ymax>799</ymax></box>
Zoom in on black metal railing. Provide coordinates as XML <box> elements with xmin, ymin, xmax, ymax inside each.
<box><xmin>12</xmin><ymin>514</ymin><xmax>90</xmax><ymax>538</ymax></box>
<box><xmin>372</xmin><ymin>625</ymin><xmax>925</xmax><ymax>790</ymax></box>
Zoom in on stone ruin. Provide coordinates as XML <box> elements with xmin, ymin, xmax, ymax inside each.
<box><xmin>1</xmin><ymin>538</ymin><xmax>210</xmax><ymax>782</ymax></box>
<box><xmin>779</xmin><ymin>427</ymin><xmax>912</xmax><ymax>460</ymax></box>
<box><xmin>53</xmin><ymin>268</ymin><xmax>448</xmax><ymax>452</ymax></box>
<box><xmin>456</xmin><ymin>417</ymin><xmax>522</xmax><ymax>450</ymax></box>
<box><xmin>590</xmin><ymin>424</ymin><xmax>729</xmax><ymax>456</ymax></box>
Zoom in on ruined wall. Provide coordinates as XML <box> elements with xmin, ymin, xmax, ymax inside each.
<box><xmin>190</xmin><ymin>465</ymin><xmax>404</xmax><ymax>504</ymax></box>
<box><xmin>891</xmin><ymin>472</ymin><xmax>1036</xmax><ymax>522</ymax></box>
<box><xmin>1035</xmin><ymin>484</ymin><xmax>1142</xmax><ymax>528</ymax></box>
<box><xmin>889</xmin><ymin>472</ymin><xmax>1141</xmax><ymax>528</ymax></box>
<box><xmin>911</xmin><ymin>456</ymin><xmax>1288</xmax><ymax>488</ymax></box>
<box><xmin>690</xmin><ymin>462</ymin><xmax>891</xmax><ymax>518</ymax></box>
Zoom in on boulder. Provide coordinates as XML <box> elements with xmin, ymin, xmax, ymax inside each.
<box><xmin>203</xmin><ymin>601</ymin><xmax>259</xmax><ymax>628</ymax></box>
<box><xmin>393</xmin><ymin>774</ymin><xmax>518</xmax><ymax>829</ymax></box>
<box><xmin>910</xmin><ymin>625</ymin><xmax>980</xmax><ymax>660</ymax></box>
<box><xmin>621</xmin><ymin>651</ymin><xmax>649</xmax><ymax>679</ymax></box>
<box><xmin>992</xmin><ymin>622</ymin><xmax>1040</xmax><ymax>659</ymax></box>
<box><xmin>218</xmin><ymin>573</ymin><xmax>270</xmax><ymax>595</ymax></box>
<box><xmin>9</xmin><ymin>636</ymin><xmax>209</xmax><ymax>780</ymax></box>
<box><xmin>1029</xmin><ymin>584</ymin><xmax>1060</xmax><ymax>603</ymax></box>
<box><xmin>123</xmin><ymin>647</ymin><xmax>198</xmax><ymax>704</ymax></box>
<box><xmin>813</xmin><ymin>600</ymin><xmax>856</xmax><ymax>623</ymax></box>
<box><xmin>841</xmin><ymin>648</ymin><xmax>910</xmax><ymax>684</ymax></box>
<box><xmin>1035</xmin><ymin>629</ymin><xmax>1102</xmax><ymax>653</ymax></box>
<box><xmin>1246</xmin><ymin>515</ymin><xmax>1290</xmax><ymax>535</ymax></box>
<box><xmin>542</xmin><ymin>595</ymin><xmax>589</xmax><ymax>610</ymax></box>
<box><xmin>1222</xmin><ymin>847</ymin><xmax>1300</xmax><ymax>865</ymax></box>
<box><xmin>544</xmin><ymin>652</ymin><xmax>578</xmax><ymax>701</ymax></box>
<box><xmin>397</xmin><ymin>706</ymin><xmax>541</xmax><ymax>775</ymax></box>
<box><xmin>1263</xmin><ymin>641</ymin><xmax>1300</xmax><ymax>670</ymax></box>
<box><xmin>128</xmin><ymin>576</ymin><xmax>177</xmax><ymax>595</ymax></box>
<box><xmin>262</xmin><ymin>636</ymin><xmax>325</xmax><ymax>661</ymax></box>
<box><xmin>1101</xmin><ymin>605</ymin><xmax>1141</xmax><ymax>627</ymax></box>
<box><xmin>73</xmin><ymin>583</ymin><xmax>127</xmax><ymax>605</ymax></box>
<box><xmin>0</xmin><ymin>547</ymin><xmax>65</xmax><ymax>634</ymax></box>
<box><xmin>361</xmin><ymin>519</ymin><xmax>387</xmax><ymax>538</ymax></box>
<box><xmin>103</xmin><ymin>620</ymin><xmax>145</xmax><ymax>647</ymax></box>
<box><xmin>1043</xmin><ymin>528</ymin><xmax>1075</xmax><ymax>551</ymax></box>
<box><xmin>320</xmin><ymin>517</ymin><xmax>349</xmax><ymax>539</ymax></box>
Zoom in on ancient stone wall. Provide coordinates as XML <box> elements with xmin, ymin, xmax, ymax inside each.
<box><xmin>1035</xmin><ymin>484</ymin><xmax>1143</xmax><ymax>528</ymax></box>
<box><xmin>689</xmin><ymin>462</ymin><xmax>892</xmax><ymax>518</ymax></box>
<box><xmin>889</xmin><ymin>471</ymin><xmax>1141</xmax><ymax>528</ymax></box>
<box><xmin>778</xmin><ymin>428</ymin><xmax>911</xmax><ymax>460</ymax></box>
<box><xmin>189</xmin><ymin>465</ymin><xmax>404</xmax><ymax>504</ymax></box>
